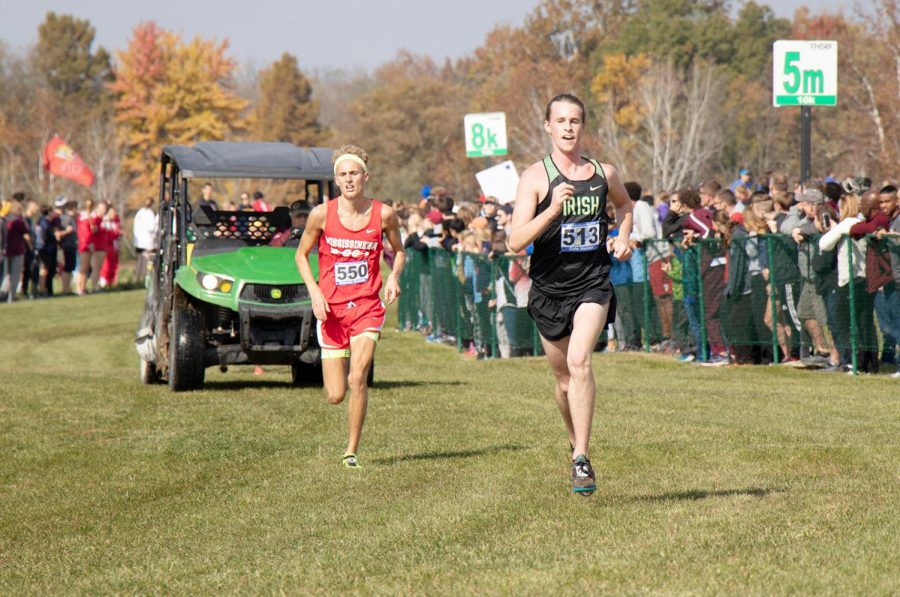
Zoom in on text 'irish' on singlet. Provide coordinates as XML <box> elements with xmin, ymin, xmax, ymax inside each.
<box><xmin>317</xmin><ymin>198</ymin><xmax>384</xmax><ymax>304</ymax></box>
<box><xmin>529</xmin><ymin>156</ymin><xmax>612</xmax><ymax>296</ymax></box>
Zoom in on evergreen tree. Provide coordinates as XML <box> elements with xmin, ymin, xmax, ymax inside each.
<box><xmin>33</xmin><ymin>12</ymin><xmax>113</xmax><ymax>121</ymax></box>
<box><xmin>253</xmin><ymin>53</ymin><xmax>326</xmax><ymax>146</ymax></box>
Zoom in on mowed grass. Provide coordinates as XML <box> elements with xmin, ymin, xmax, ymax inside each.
<box><xmin>0</xmin><ymin>291</ymin><xmax>898</xmax><ymax>594</ymax></box>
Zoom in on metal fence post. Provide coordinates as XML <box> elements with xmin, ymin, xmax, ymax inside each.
<box><xmin>490</xmin><ymin>257</ymin><xmax>498</xmax><ymax>358</ymax></box>
<box><xmin>846</xmin><ymin>236</ymin><xmax>858</xmax><ymax>375</ymax></box>
<box><xmin>642</xmin><ymin>245</ymin><xmax>651</xmax><ymax>352</ymax></box>
<box><xmin>765</xmin><ymin>235</ymin><xmax>780</xmax><ymax>364</ymax></box>
<box><xmin>696</xmin><ymin>243</ymin><xmax>708</xmax><ymax>362</ymax></box>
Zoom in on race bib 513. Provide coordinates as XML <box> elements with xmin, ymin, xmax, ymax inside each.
<box><xmin>560</xmin><ymin>221</ymin><xmax>600</xmax><ymax>253</ymax></box>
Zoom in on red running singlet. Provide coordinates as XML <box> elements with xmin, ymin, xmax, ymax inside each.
<box><xmin>317</xmin><ymin>198</ymin><xmax>384</xmax><ymax>304</ymax></box>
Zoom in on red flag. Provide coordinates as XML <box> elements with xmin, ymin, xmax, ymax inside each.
<box><xmin>42</xmin><ymin>135</ymin><xmax>95</xmax><ymax>187</ymax></box>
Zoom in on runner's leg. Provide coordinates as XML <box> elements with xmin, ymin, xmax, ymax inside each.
<box><xmin>539</xmin><ymin>334</ymin><xmax>575</xmax><ymax>450</ymax></box>
<box><xmin>567</xmin><ymin>302</ymin><xmax>610</xmax><ymax>459</ymax></box>
<box><xmin>345</xmin><ymin>335</ymin><xmax>377</xmax><ymax>456</ymax></box>
<box><xmin>322</xmin><ymin>357</ymin><xmax>349</xmax><ymax>404</ymax></box>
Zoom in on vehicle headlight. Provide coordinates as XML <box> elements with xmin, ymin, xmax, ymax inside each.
<box><xmin>196</xmin><ymin>272</ymin><xmax>234</xmax><ymax>293</ymax></box>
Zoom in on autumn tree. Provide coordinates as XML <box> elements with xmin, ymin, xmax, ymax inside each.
<box><xmin>112</xmin><ymin>22</ymin><xmax>248</xmax><ymax>205</ymax></box>
<box><xmin>340</xmin><ymin>52</ymin><xmax>469</xmax><ymax>201</ymax></box>
<box><xmin>593</xmin><ymin>53</ymin><xmax>724</xmax><ymax>191</ymax></box>
<box><xmin>252</xmin><ymin>53</ymin><xmax>326</xmax><ymax>146</ymax></box>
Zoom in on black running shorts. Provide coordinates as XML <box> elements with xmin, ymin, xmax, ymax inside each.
<box><xmin>527</xmin><ymin>278</ymin><xmax>617</xmax><ymax>341</ymax></box>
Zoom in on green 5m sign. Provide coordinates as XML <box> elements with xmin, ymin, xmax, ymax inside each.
<box><xmin>773</xmin><ymin>40</ymin><xmax>838</xmax><ymax>107</ymax></box>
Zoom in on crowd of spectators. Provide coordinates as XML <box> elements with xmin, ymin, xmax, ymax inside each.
<box><xmin>0</xmin><ymin>186</ymin><xmax>285</xmax><ymax>303</ymax></box>
<box><xmin>6</xmin><ymin>173</ymin><xmax>899</xmax><ymax>379</ymax></box>
<box><xmin>0</xmin><ymin>192</ymin><xmax>134</xmax><ymax>302</ymax></box>
<box><xmin>394</xmin><ymin>171</ymin><xmax>900</xmax><ymax>378</ymax></box>
<box><xmin>396</xmin><ymin>187</ymin><xmax>530</xmax><ymax>359</ymax></box>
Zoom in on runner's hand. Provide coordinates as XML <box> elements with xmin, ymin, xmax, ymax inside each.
<box><xmin>310</xmin><ymin>288</ymin><xmax>330</xmax><ymax>321</ymax></box>
<box><xmin>612</xmin><ymin>236</ymin><xmax>632</xmax><ymax>261</ymax></box>
<box><xmin>384</xmin><ymin>274</ymin><xmax>401</xmax><ymax>304</ymax></box>
<box><xmin>549</xmin><ymin>183</ymin><xmax>575</xmax><ymax>214</ymax></box>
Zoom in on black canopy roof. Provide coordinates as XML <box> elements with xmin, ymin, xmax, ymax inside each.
<box><xmin>162</xmin><ymin>142</ymin><xmax>334</xmax><ymax>180</ymax></box>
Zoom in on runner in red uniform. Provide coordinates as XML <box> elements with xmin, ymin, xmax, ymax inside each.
<box><xmin>295</xmin><ymin>144</ymin><xmax>406</xmax><ymax>468</ymax></box>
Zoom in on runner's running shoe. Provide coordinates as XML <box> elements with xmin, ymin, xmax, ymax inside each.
<box><xmin>572</xmin><ymin>454</ymin><xmax>596</xmax><ymax>495</ymax></box>
<box><xmin>342</xmin><ymin>453</ymin><xmax>361</xmax><ymax>469</ymax></box>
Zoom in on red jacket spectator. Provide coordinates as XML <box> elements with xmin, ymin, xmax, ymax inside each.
<box><xmin>76</xmin><ymin>209</ymin><xmax>101</xmax><ymax>253</ymax></box>
<box><xmin>683</xmin><ymin>207</ymin><xmax>715</xmax><ymax>239</ymax></box>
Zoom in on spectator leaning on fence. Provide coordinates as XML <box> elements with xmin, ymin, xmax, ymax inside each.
<box><xmin>780</xmin><ymin>189</ymin><xmax>838</xmax><ymax>365</ymax></box>
<box><xmin>662</xmin><ymin>190</ymin><xmax>702</xmax><ymax>361</ymax></box>
<box><xmin>625</xmin><ymin>181</ymin><xmax>662</xmax><ymax>347</ymax></box>
<box><xmin>811</xmin><ymin>203</ymin><xmax>845</xmax><ymax>370</ymax></box>
<box><xmin>819</xmin><ymin>193</ymin><xmax>879</xmax><ymax>373</ymax></box>
<box><xmin>874</xmin><ymin>185</ymin><xmax>900</xmax><ymax>376</ymax></box>
<box><xmin>850</xmin><ymin>190</ymin><xmax>896</xmax><ymax>372</ymax></box>
<box><xmin>681</xmin><ymin>187</ymin><xmax>730</xmax><ymax>364</ymax></box>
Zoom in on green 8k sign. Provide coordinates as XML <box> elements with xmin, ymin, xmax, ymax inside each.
<box><xmin>464</xmin><ymin>112</ymin><xmax>508</xmax><ymax>158</ymax></box>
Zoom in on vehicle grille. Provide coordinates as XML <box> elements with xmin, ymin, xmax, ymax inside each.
<box><xmin>240</xmin><ymin>283</ymin><xmax>308</xmax><ymax>304</ymax></box>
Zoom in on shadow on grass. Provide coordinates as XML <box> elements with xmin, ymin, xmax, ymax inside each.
<box><xmin>199</xmin><ymin>379</ymin><xmax>466</xmax><ymax>391</ymax></box>
<box><xmin>201</xmin><ymin>380</ymin><xmax>295</xmax><ymax>391</ymax></box>
<box><xmin>373</xmin><ymin>444</ymin><xmax>526</xmax><ymax>466</ymax></box>
<box><xmin>628</xmin><ymin>487</ymin><xmax>784</xmax><ymax>503</ymax></box>
<box><xmin>371</xmin><ymin>380</ymin><xmax>465</xmax><ymax>390</ymax></box>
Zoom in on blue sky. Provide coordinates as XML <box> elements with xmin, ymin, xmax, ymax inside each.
<box><xmin>0</xmin><ymin>0</ymin><xmax>855</xmax><ymax>72</ymax></box>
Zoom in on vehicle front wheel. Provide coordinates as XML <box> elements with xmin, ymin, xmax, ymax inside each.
<box><xmin>140</xmin><ymin>359</ymin><xmax>162</xmax><ymax>384</ymax></box>
<box><xmin>168</xmin><ymin>308</ymin><xmax>206</xmax><ymax>392</ymax></box>
<box><xmin>291</xmin><ymin>360</ymin><xmax>323</xmax><ymax>386</ymax></box>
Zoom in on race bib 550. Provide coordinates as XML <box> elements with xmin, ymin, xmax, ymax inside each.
<box><xmin>335</xmin><ymin>261</ymin><xmax>369</xmax><ymax>285</ymax></box>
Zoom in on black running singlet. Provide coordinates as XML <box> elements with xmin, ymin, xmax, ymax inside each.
<box><xmin>529</xmin><ymin>155</ymin><xmax>611</xmax><ymax>296</ymax></box>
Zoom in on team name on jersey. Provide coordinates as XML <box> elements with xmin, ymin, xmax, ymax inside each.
<box><xmin>563</xmin><ymin>195</ymin><xmax>602</xmax><ymax>217</ymax></box>
<box><xmin>324</xmin><ymin>236</ymin><xmax>379</xmax><ymax>252</ymax></box>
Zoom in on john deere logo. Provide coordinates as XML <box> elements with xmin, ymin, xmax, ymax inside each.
<box><xmin>271</xmin><ymin>288</ymin><xmax>282</xmax><ymax>299</ymax></box>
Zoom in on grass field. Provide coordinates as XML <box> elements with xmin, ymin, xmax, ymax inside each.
<box><xmin>1</xmin><ymin>290</ymin><xmax>898</xmax><ymax>594</ymax></box>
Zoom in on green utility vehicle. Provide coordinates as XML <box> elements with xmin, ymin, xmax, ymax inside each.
<box><xmin>135</xmin><ymin>141</ymin><xmax>342</xmax><ymax>391</ymax></box>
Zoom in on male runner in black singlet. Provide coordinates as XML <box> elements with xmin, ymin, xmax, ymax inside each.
<box><xmin>509</xmin><ymin>93</ymin><xmax>633</xmax><ymax>495</ymax></box>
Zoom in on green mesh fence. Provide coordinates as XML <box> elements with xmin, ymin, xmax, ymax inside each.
<box><xmin>398</xmin><ymin>248</ymin><xmax>543</xmax><ymax>357</ymax></box>
<box><xmin>398</xmin><ymin>236</ymin><xmax>900</xmax><ymax>371</ymax></box>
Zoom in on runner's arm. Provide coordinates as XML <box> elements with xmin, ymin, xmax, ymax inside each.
<box><xmin>508</xmin><ymin>164</ymin><xmax>564</xmax><ymax>252</ymax></box>
<box><xmin>604</xmin><ymin>164</ymin><xmax>634</xmax><ymax>261</ymax></box>
<box><xmin>295</xmin><ymin>204</ymin><xmax>330</xmax><ymax>320</ymax></box>
<box><xmin>382</xmin><ymin>204</ymin><xmax>405</xmax><ymax>304</ymax></box>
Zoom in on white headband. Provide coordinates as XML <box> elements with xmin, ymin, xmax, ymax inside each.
<box><xmin>333</xmin><ymin>154</ymin><xmax>368</xmax><ymax>175</ymax></box>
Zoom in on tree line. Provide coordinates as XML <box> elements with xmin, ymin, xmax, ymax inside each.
<box><xmin>0</xmin><ymin>0</ymin><xmax>897</xmax><ymax>213</ymax></box>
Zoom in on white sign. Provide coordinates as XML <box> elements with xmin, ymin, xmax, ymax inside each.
<box><xmin>464</xmin><ymin>112</ymin><xmax>508</xmax><ymax>158</ymax></box>
<box><xmin>773</xmin><ymin>40</ymin><xmax>837</xmax><ymax>107</ymax></box>
<box><xmin>475</xmin><ymin>160</ymin><xmax>518</xmax><ymax>204</ymax></box>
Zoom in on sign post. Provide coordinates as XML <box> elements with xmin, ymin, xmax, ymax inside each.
<box><xmin>464</xmin><ymin>112</ymin><xmax>508</xmax><ymax>158</ymax></box>
<box><xmin>773</xmin><ymin>40</ymin><xmax>837</xmax><ymax>183</ymax></box>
